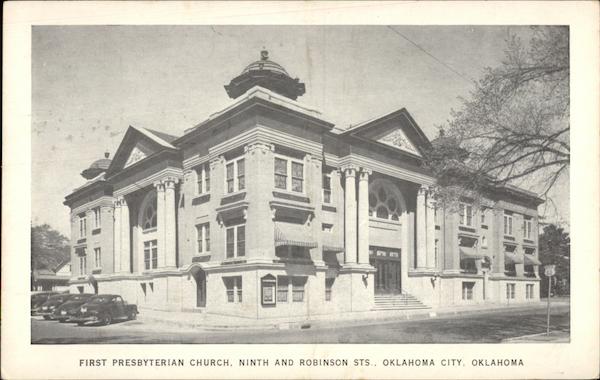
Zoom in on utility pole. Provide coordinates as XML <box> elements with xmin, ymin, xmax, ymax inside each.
<box><xmin>544</xmin><ymin>265</ymin><xmax>556</xmax><ymax>336</ymax></box>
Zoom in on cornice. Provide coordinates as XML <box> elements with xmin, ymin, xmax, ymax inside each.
<box><xmin>339</xmin><ymin>154</ymin><xmax>435</xmax><ymax>185</ymax></box>
<box><xmin>113</xmin><ymin>167</ymin><xmax>184</xmax><ymax>197</ymax></box>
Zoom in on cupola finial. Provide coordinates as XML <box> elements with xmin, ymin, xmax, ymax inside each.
<box><xmin>261</xmin><ymin>48</ymin><xmax>269</xmax><ymax>61</ymax></box>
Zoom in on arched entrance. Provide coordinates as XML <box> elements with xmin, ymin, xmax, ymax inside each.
<box><xmin>191</xmin><ymin>268</ymin><xmax>207</xmax><ymax>308</ymax></box>
<box><xmin>137</xmin><ymin>190</ymin><xmax>158</xmax><ymax>272</ymax></box>
<box><xmin>368</xmin><ymin>179</ymin><xmax>407</xmax><ymax>294</ymax></box>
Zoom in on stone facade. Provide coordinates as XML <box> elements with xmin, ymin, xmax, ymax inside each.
<box><xmin>64</xmin><ymin>52</ymin><xmax>542</xmax><ymax>318</ymax></box>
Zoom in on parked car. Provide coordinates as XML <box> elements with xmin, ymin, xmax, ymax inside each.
<box><xmin>52</xmin><ymin>294</ymin><xmax>95</xmax><ymax>323</ymax></box>
<box><xmin>70</xmin><ymin>294</ymin><xmax>138</xmax><ymax>326</ymax></box>
<box><xmin>36</xmin><ymin>293</ymin><xmax>76</xmax><ymax>320</ymax></box>
<box><xmin>31</xmin><ymin>291</ymin><xmax>59</xmax><ymax>315</ymax></box>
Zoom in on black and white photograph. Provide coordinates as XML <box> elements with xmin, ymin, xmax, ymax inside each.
<box><xmin>3</xmin><ymin>1</ymin><xmax>599</xmax><ymax>379</ymax></box>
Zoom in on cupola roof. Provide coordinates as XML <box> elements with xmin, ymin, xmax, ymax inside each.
<box><xmin>81</xmin><ymin>152</ymin><xmax>112</xmax><ymax>179</ymax></box>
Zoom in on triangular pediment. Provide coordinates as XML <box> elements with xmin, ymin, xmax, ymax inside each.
<box><xmin>345</xmin><ymin>108</ymin><xmax>431</xmax><ymax>158</ymax></box>
<box><xmin>106</xmin><ymin>126</ymin><xmax>179</xmax><ymax>176</ymax></box>
<box><xmin>376</xmin><ymin>128</ymin><xmax>421</xmax><ymax>156</ymax></box>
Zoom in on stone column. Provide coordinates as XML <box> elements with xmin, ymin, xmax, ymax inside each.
<box><xmin>120</xmin><ymin>196</ymin><xmax>130</xmax><ymax>273</ymax></box>
<box><xmin>357</xmin><ymin>168</ymin><xmax>371</xmax><ymax>265</ymax></box>
<box><xmin>343</xmin><ymin>166</ymin><xmax>358</xmax><ymax>264</ymax></box>
<box><xmin>492</xmin><ymin>206</ymin><xmax>505</xmax><ymax>274</ymax></box>
<box><xmin>426</xmin><ymin>190</ymin><xmax>436</xmax><ymax>269</ymax></box>
<box><xmin>164</xmin><ymin>177</ymin><xmax>178</xmax><ymax>268</ymax></box>
<box><xmin>113</xmin><ymin>199</ymin><xmax>122</xmax><ymax>273</ymax></box>
<box><xmin>154</xmin><ymin>181</ymin><xmax>166</xmax><ymax>268</ymax></box>
<box><xmin>416</xmin><ymin>185</ymin><xmax>427</xmax><ymax>269</ymax></box>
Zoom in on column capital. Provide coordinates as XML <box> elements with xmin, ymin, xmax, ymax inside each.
<box><xmin>163</xmin><ymin>176</ymin><xmax>179</xmax><ymax>189</ymax></box>
<box><xmin>113</xmin><ymin>198</ymin><xmax>122</xmax><ymax>207</ymax></box>
<box><xmin>244</xmin><ymin>142</ymin><xmax>274</xmax><ymax>155</ymax></box>
<box><xmin>209</xmin><ymin>155</ymin><xmax>225</xmax><ymax>169</ymax></box>
<box><xmin>359</xmin><ymin>168</ymin><xmax>372</xmax><ymax>181</ymax></box>
<box><xmin>341</xmin><ymin>164</ymin><xmax>359</xmax><ymax>177</ymax></box>
<box><xmin>418</xmin><ymin>184</ymin><xmax>429</xmax><ymax>196</ymax></box>
<box><xmin>153</xmin><ymin>180</ymin><xmax>165</xmax><ymax>191</ymax></box>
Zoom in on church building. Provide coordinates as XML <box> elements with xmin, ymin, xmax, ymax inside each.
<box><xmin>64</xmin><ymin>50</ymin><xmax>543</xmax><ymax>318</ymax></box>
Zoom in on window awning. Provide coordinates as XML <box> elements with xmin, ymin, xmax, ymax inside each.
<box><xmin>323</xmin><ymin>245</ymin><xmax>344</xmax><ymax>253</ymax></box>
<box><xmin>325</xmin><ymin>266</ymin><xmax>339</xmax><ymax>279</ymax></box>
<box><xmin>274</xmin><ymin>222</ymin><xmax>317</xmax><ymax>248</ymax></box>
<box><xmin>504</xmin><ymin>252</ymin><xmax>525</xmax><ymax>264</ymax></box>
<box><xmin>524</xmin><ymin>254</ymin><xmax>542</xmax><ymax>266</ymax></box>
<box><xmin>459</xmin><ymin>246</ymin><xmax>485</xmax><ymax>260</ymax></box>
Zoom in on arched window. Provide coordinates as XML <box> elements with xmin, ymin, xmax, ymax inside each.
<box><xmin>369</xmin><ymin>180</ymin><xmax>404</xmax><ymax>221</ymax></box>
<box><xmin>141</xmin><ymin>193</ymin><xmax>157</xmax><ymax>230</ymax></box>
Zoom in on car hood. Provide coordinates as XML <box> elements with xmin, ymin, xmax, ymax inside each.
<box><xmin>57</xmin><ymin>300</ymin><xmax>87</xmax><ymax>311</ymax></box>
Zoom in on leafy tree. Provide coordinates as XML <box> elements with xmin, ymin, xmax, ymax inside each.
<box><xmin>31</xmin><ymin>224</ymin><xmax>70</xmax><ymax>271</ymax></box>
<box><xmin>538</xmin><ymin>224</ymin><xmax>570</xmax><ymax>297</ymax></box>
<box><xmin>424</xmin><ymin>26</ymin><xmax>569</xmax><ymax>208</ymax></box>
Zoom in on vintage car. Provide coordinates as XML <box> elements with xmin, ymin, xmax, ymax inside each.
<box><xmin>70</xmin><ymin>294</ymin><xmax>138</xmax><ymax>326</ymax></box>
<box><xmin>52</xmin><ymin>294</ymin><xmax>95</xmax><ymax>322</ymax></box>
<box><xmin>31</xmin><ymin>291</ymin><xmax>59</xmax><ymax>315</ymax></box>
<box><xmin>36</xmin><ymin>293</ymin><xmax>75</xmax><ymax>320</ymax></box>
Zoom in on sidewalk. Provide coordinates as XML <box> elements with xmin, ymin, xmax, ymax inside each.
<box><xmin>136</xmin><ymin>299</ymin><xmax>570</xmax><ymax>332</ymax></box>
<box><xmin>502</xmin><ymin>330</ymin><xmax>570</xmax><ymax>343</ymax></box>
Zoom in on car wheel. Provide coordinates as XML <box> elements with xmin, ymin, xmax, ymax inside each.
<box><xmin>101</xmin><ymin>313</ymin><xmax>112</xmax><ymax>326</ymax></box>
<box><xmin>128</xmin><ymin>311</ymin><xmax>137</xmax><ymax>321</ymax></box>
<box><xmin>43</xmin><ymin>316</ymin><xmax>50</xmax><ymax>320</ymax></box>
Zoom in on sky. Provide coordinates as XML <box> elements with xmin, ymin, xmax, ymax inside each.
<box><xmin>31</xmin><ymin>25</ymin><xmax>569</xmax><ymax>236</ymax></box>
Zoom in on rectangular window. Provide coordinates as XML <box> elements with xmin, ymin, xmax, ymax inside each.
<box><xmin>144</xmin><ymin>240</ymin><xmax>158</xmax><ymax>270</ymax></box>
<box><xmin>195</xmin><ymin>163</ymin><xmax>210</xmax><ymax>195</ymax></box>
<box><xmin>459</xmin><ymin>203</ymin><xmax>473</xmax><ymax>227</ymax></box>
<box><xmin>480</xmin><ymin>209</ymin><xmax>486</xmax><ymax>225</ymax></box>
<box><xmin>277</xmin><ymin>276</ymin><xmax>289</xmax><ymax>302</ymax></box>
<box><xmin>93</xmin><ymin>207</ymin><xmax>101</xmax><ymax>229</ymax></box>
<box><xmin>79</xmin><ymin>252</ymin><xmax>87</xmax><ymax>275</ymax></box>
<box><xmin>523</xmin><ymin>218</ymin><xmax>533</xmax><ymax>239</ymax></box>
<box><xmin>526</xmin><ymin>284</ymin><xmax>534</xmax><ymax>299</ymax></box>
<box><xmin>94</xmin><ymin>247</ymin><xmax>101</xmax><ymax>268</ymax></box>
<box><xmin>196</xmin><ymin>223</ymin><xmax>210</xmax><ymax>254</ymax></box>
<box><xmin>504</xmin><ymin>214</ymin><xmax>513</xmax><ymax>236</ymax></box>
<box><xmin>325</xmin><ymin>278</ymin><xmax>334</xmax><ymax>301</ymax></box>
<box><xmin>274</xmin><ymin>156</ymin><xmax>304</xmax><ymax>193</ymax></box>
<box><xmin>79</xmin><ymin>215</ymin><xmax>87</xmax><ymax>238</ymax></box>
<box><xmin>322</xmin><ymin>174</ymin><xmax>332</xmax><ymax>204</ymax></box>
<box><xmin>462</xmin><ymin>282</ymin><xmax>475</xmax><ymax>300</ymax></box>
<box><xmin>506</xmin><ymin>283</ymin><xmax>516</xmax><ymax>299</ymax></box>
<box><xmin>224</xmin><ymin>276</ymin><xmax>242</xmax><ymax>303</ymax></box>
<box><xmin>225</xmin><ymin>224</ymin><xmax>245</xmax><ymax>258</ymax></box>
<box><xmin>292</xmin><ymin>277</ymin><xmax>306</xmax><ymax>302</ymax></box>
<box><xmin>225</xmin><ymin>158</ymin><xmax>244</xmax><ymax>193</ymax></box>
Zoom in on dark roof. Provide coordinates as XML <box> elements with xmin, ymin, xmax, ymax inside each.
<box><xmin>145</xmin><ymin>128</ymin><xmax>179</xmax><ymax>143</ymax></box>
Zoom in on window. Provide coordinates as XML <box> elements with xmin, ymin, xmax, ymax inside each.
<box><xmin>322</xmin><ymin>223</ymin><xmax>333</xmax><ymax>233</ymax></box>
<box><xmin>322</xmin><ymin>174</ymin><xmax>332</xmax><ymax>203</ymax></box>
<box><xmin>224</xmin><ymin>276</ymin><xmax>242</xmax><ymax>303</ymax></box>
<box><xmin>93</xmin><ymin>247</ymin><xmax>101</xmax><ymax>268</ymax></box>
<box><xmin>143</xmin><ymin>240</ymin><xmax>158</xmax><ymax>270</ymax></box>
<box><xmin>369</xmin><ymin>183</ymin><xmax>402</xmax><ymax>221</ymax></box>
<box><xmin>462</xmin><ymin>282</ymin><xmax>475</xmax><ymax>300</ymax></box>
<box><xmin>506</xmin><ymin>283</ymin><xmax>516</xmax><ymax>299</ymax></box>
<box><xmin>93</xmin><ymin>207</ymin><xmax>101</xmax><ymax>229</ymax></box>
<box><xmin>196</xmin><ymin>223</ymin><xmax>210</xmax><ymax>254</ymax></box>
<box><xmin>459</xmin><ymin>203</ymin><xmax>473</xmax><ymax>227</ymax></box>
<box><xmin>195</xmin><ymin>163</ymin><xmax>210</xmax><ymax>195</ymax></box>
<box><xmin>226</xmin><ymin>224</ymin><xmax>245</xmax><ymax>258</ymax></box>
<box><xmin>142</xmin><ymin>193</ymin><xmax>157</xmax><ymax>230</ymax></box>
<box><xmin>225</xmin><ymin>158</ymin><xmax>245</xmax><ymax>194</ymax></box>
<box><xmin>277</xmin><ymin>276</ymin><xmax>289</xmax><ymax>302</ymax></box>
<box><xmin>79</xmin><ymin>214</ymin><xmax>87</xmax><ymax>238</ymax></box>
<box><xmin>523</xmin><ymin>218</ymin><xmax>533</xmax><ymax>239</ymax></box>
<box><xmin>274</xmin><ymin>156</ymin><xmax>304</xmax><ymax>193</ymax></box>
<box><xmin>79</xmin><ymin>252</ymin><xmax>87</xmax><ymax>275</ymax></box>
<box><xmin>292</xmin><ymin>277</ymin><xmax>306</xmax><ymax>302</ymax></box>
<box><xmin>325</xmin><ymin>278</ymin><xmax>334</xmax><ymax>301</ymax></box>
<box><xmin>480</xmin><ymin>209</ymin><xmax>486</xmax><ymax>225</ymax></box>
<box><xmin>504</xmin><ymin>214</ymin><xmax>513</xmax><ymax>236</ymax></box>
<box><xmin>481</xmin><ymin>236</ymin><xmax>487</xmax><ymax>248</ymax></box>
<box><xmin>526</xmin><ymin>284</ymin><xmax>534</xmax><ymax>299</ymax></box>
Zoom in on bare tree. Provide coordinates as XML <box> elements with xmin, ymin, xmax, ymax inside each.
<box><xmin>424</xmin><ymin>27</ymin><xmax>569</xmax><ymax>208</ymax></box>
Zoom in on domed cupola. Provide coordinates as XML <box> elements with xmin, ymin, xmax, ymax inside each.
<box><xmin>224</xmin><ymin>50</ymin><xmax>306</xmax><ymax>100</ymax></box>
<box><xmin>81</xmin><ymin>152</ymin><xmax>112</xmax><ymax>179</ymax></box>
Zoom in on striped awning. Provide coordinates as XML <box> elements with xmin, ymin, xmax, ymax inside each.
<box><xmin>505</xmin><ymin>252</ymin><xmax>525</xmax><ymax>264</ymax></box>
<box><xmin>274</xmin><ymin>223</ymin><xmax>317</xmax><ymax>248</ymax></box>
<box><xmin>460</xmin><ymin>246</ymin><xmax>485</xmax><ymax>260</ymax></box>
<box><xmin>322</xmin><ymin>245</ymin><xmax>344</xmax><ymax>252</ymax></box>
<box><xmin>524</xmin><ymin>254</ymin><xmax>542</xmax><ymax>265</ymax></box>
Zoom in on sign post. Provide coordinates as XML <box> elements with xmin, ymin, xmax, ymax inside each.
<box><xmin>544</xmin><ymin>265</ymin><xmax>556</xmax><ymax>335</ymax></box>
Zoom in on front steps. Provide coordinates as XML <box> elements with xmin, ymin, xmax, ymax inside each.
<box><xmin>373</xmin><ymin>293</ymin><xmax>430</xmax><ymax>311</ymax></box>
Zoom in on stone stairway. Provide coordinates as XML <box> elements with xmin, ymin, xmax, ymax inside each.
<box><xmin>373</xmin><ymin>293</ymin><xmax>430</xmax><ymax>311</ymax></box>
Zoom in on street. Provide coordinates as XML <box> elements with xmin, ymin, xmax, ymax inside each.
<box><xmin>31</xmin><ymin>306</ymin><xmax>570</xmax><ymax>344</ymax></box>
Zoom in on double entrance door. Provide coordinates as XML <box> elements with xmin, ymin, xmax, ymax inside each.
<box><xmin>369</xmin><ymin>246</ymin><xmax>402</xmax><ymax>294</ymax></box>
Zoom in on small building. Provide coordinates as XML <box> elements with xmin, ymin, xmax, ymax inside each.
<box><xmin>32</xmin><ymin>261</ymin><xmax>72</xmax><ymax>291</ymax></box>
<box><xmin>64</xmin><ymin>50</ymin><xmax>543</xmax><ymax>317</ymax></box>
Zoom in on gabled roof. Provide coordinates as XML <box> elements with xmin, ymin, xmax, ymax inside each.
<box><xmin>105</xmin><ymin>125</ymin><xmax>180</xmax><ymax>177</ymax></box>
<box><xmin>341</xmin><ymin>107</ymin><xmax>432</xmax><ymax>158</ymax></box>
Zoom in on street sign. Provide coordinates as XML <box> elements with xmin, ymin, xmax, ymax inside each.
<box><xmin>544</xmin><ymin>265</ymin><xmax>556</xmax><ymax>277</ymax></box>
